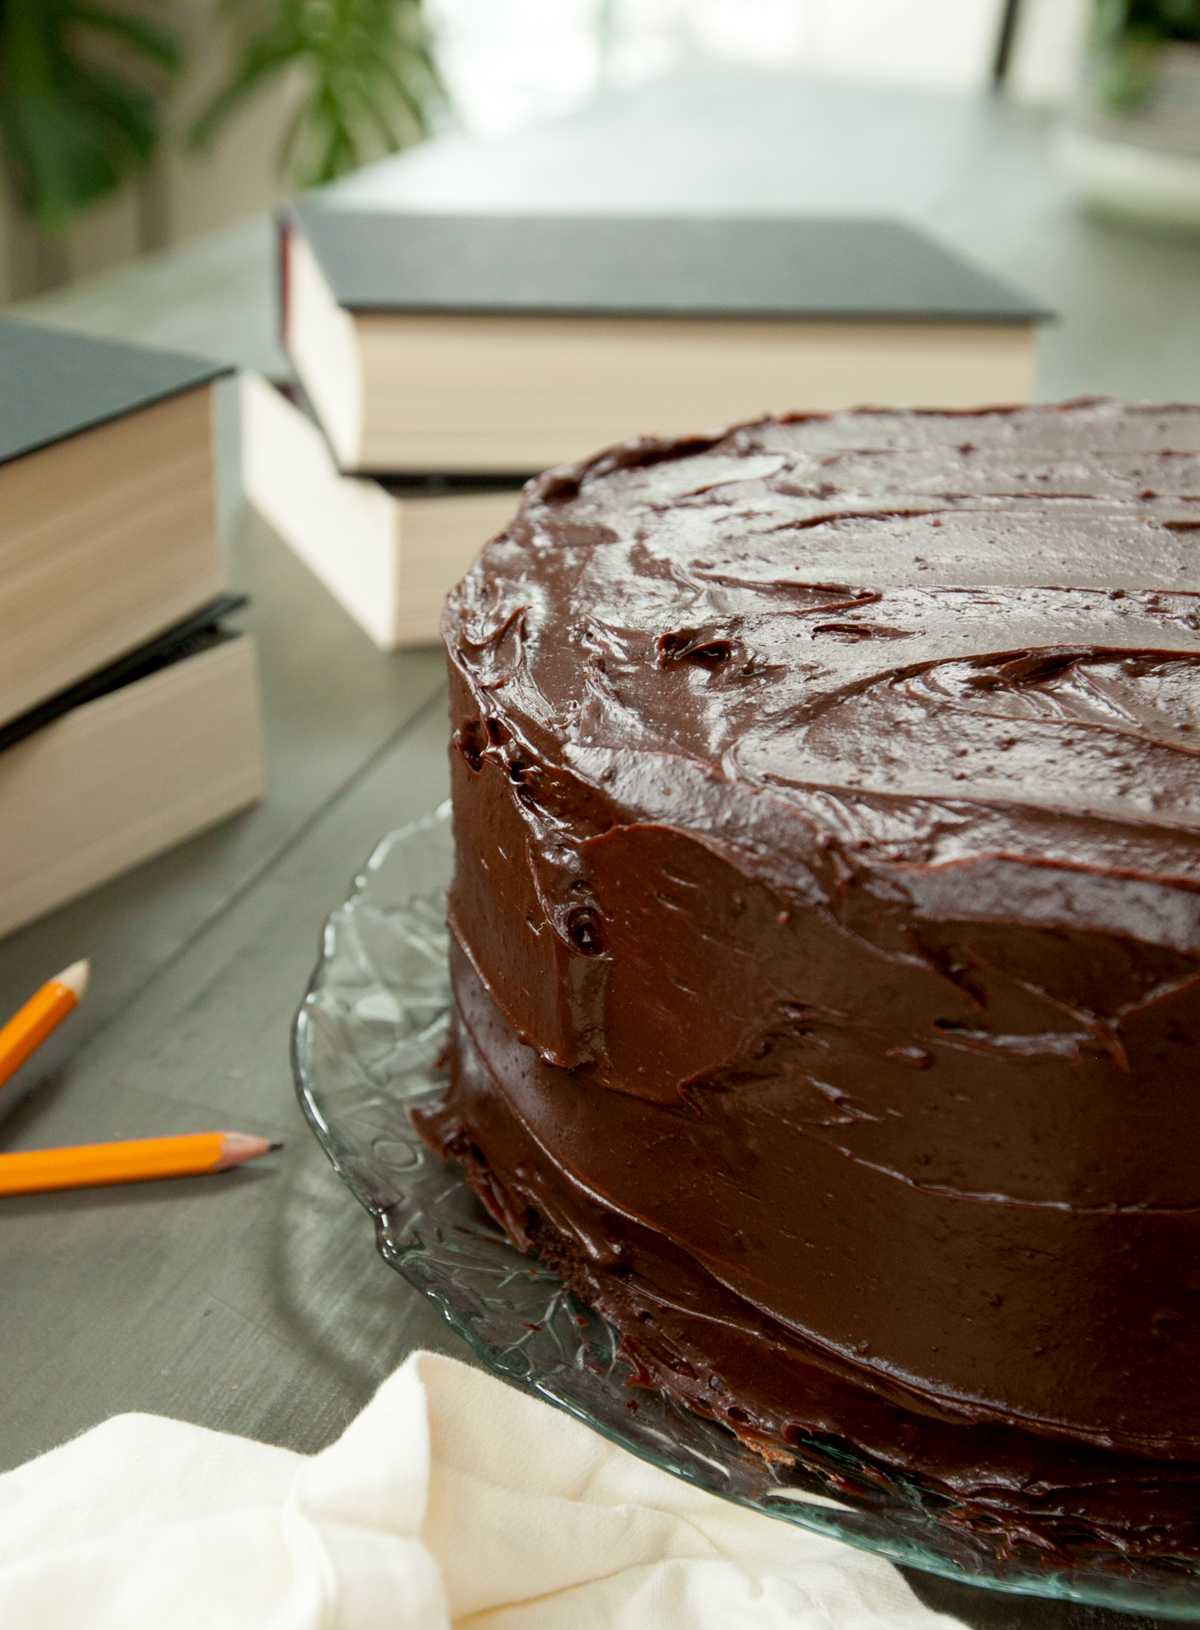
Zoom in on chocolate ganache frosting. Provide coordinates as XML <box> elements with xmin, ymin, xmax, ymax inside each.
<box><xmin>418</xmin><ymin>400</ymin><xmax>1200</xmax><ymax>1561</ymax></box>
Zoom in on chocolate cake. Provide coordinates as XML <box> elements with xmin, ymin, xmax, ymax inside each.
<box><xmin>418</xmin><ymin>400</ymin><xmax>1200</xmax><ymax>1563</ymax></box>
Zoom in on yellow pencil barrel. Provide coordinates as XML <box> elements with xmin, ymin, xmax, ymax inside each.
<box><xmin>0</xmin><ymin>981</ymin><xmax>78</xmax><ymax>1091</ymax></box>
<box><xmin>0</xmin><ymin>1132</ymin><xmax>230</xmax><ymax>1195</ymax></box>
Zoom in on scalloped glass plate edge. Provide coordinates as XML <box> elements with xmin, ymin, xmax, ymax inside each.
<box><xmin>292</xmin><ymin>803</ymin><xmax>1200</xmax><ymax>1619</ymax></box>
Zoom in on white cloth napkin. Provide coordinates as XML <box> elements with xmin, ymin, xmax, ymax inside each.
<box><xmin>0</xmin><ymin>1349</ymin><xmax>964</xmax><ymax>1630</ymax></box>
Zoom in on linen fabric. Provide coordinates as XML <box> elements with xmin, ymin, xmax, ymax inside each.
<box><xmin>0</xmin><ymin>1349</ymin><xmax>964</xmax><ymax>1629</ymax></box>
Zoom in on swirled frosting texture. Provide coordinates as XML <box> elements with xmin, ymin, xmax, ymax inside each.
<box><xmin>423</xmin><ymin>401</ymin><xmax>1200</xmax><ymax>1559</ymax></box>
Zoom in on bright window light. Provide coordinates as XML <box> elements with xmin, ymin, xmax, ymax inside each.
<box><xmin>428</xmin><ymin>0</ymin><xmax>1008</xmax><ymax>139</ymax></box>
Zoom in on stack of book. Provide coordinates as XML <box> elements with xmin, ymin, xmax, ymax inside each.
<box><xmin>246</xmin><ymin>201</ymin><xmax>1048</xmax><ymax>648</ymax></box>
<box><xmin>0</xmin><ymin>319</ymin><xmax>264</xmax><ymax>939</ymax></box>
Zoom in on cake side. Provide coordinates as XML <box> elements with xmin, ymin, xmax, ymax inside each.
<box><xmin>420</xmin><ymin>400</ymin><xmax>1200</xmax><ymax>1557</ymax></box>
<box><xmin>419</xmin><ymin>946</ymin><xmax>1200</xmax><ymax>1559</ymax></box>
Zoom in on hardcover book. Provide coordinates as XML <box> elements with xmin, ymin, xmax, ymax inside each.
<box><xmin>280</xmin><ymin>208</ymin><xmax>1049</xmax><ymax>475</ymax></box>
<box><xmin>240</xmin><ymin>373</ymin><xmax>524</xmax><ymax>647</ymax></box>
<box><xmin>0</xmin><ymin>318</ymin><xmax>231</xmax><ymax>726</ymax></box>
<box><xmin>0</xmin><ymin>606</ymin><xmax>263</xmax><ymax>939</ymax></box>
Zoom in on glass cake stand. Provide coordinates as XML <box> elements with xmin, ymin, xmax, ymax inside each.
<box><xmin>292</xmin><ymin>804</ymin><xmax>1200</xmax><ymax>1618</ymax></box>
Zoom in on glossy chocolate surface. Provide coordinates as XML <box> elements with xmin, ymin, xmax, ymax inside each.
<box><xmin>423</xmin><ymin>402</ymin><xmax>1200</xmax><ymax>1559</ymax></box>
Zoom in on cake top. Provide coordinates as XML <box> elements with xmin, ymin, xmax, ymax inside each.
<box><xmin>445</xmin><ymin>401</ymin><xmax>1200</xmax><ymax>950</ymax></box>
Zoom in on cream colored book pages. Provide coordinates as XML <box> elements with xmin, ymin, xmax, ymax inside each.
<box><xmin>240</xmin><ymin>374</ymin><xmax>517</xmax><ymax>648</ymax></box>
<box><xmin>240</xmin><ymin>373</ymin><xmax>400</xmax><ymax>648</ymax></box>
<box><xmin>356</xmin><ymin>315</ymin><xmax>1037</xmax><ymax>473</ymax></box>
<box><xmin>285</xmin><ymin>230</ymin><xmax>364</xmax><ymax>468</ymax></box>
<box><xmin>394</xmin><ymin>490</ymin><xmax>523</xmax><ymax>646</ymax></box>
<box><xmin>0</xmin><ymin>638</ymin><xmax>264</xmax><ymax>940</ymax></box>
<box><xmin>0</xmin><ymin>386</ymin><xmax>225</xmax><ymax>725</ymax></box>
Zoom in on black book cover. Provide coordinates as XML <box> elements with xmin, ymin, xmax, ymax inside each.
<box><xmin>288</xmin><ymin>208</ymin><xmax>1050</xmax><ymax>324</ymax></box>
<box><xmin>0</xmin><ymin>318</ymin><xmax>232</xmax><ymax>469</ymax></box>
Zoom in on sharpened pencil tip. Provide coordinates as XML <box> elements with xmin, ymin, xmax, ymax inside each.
<box><xmin>56</xmin><ymin>960</ymin><xmax>90</xmax><ymax>1000</ymax></box>
<box><xmin>213</xmin><ymin>1132</ymin><xmax>280</xmax><ymax>1171</ymax></box>
<box><xmin>269</xmin><ymin>1141</ymin><xmax>284</xmax><ymax>1152</ymax></box>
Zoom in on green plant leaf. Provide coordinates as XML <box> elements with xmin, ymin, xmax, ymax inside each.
<box><xmin>1155</xmin><ymin>0</ymin><xmax>1200</xmax><ymax>34</ymax></box>
<box><xmin>1091</xmin><ymin>0</ymin><xmax>1200</xmax><ymax>112</ymax></box>
<box><xmin>0</xmin><ymin>0</ymin><xmax>183</xmax><ymax>232</ymax></box>
<box><xmin>1094</xmin><ymin>0</ymin><xmax>1200</xmax><ymax>47</ymax></box>
<box><xmin>192</xmin><ymin>0</ymin><xmax>442</xmax><ymax>189</ymax></box>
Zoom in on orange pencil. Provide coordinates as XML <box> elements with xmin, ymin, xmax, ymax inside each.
<box><xmin>0</xmin><ymin>960</ymin><xmax>89</xmax><ymax>1092</ymax></box>
<box><xmin>0</xmin><ymin>1131</ymin><xmax>280</xmax><ymax>1197</ymax></box>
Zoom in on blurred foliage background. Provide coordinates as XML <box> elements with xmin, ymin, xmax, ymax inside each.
<box><xmin>0</xmin><ymin>0</ymin><xmax>440</xmax><ymax>237</ymax></box>
<box><xmin>0</xmin><ymin>0</ymin><xmax>1159</xmax><ymax>296</ymax></box>
<box><xmin>1093</xmin><ymin>0</ymin><xmax>1200</xmax><ymax>108</ymax></box>
<box><xmin>190</xmin><ymin>0</ymin><xmax>439</xmax><ymax>188</ymax></box>
<box><xmin>0</xmin><ymin>1</ymin><xmax>181</xmax><ymax>234</ymax></box>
